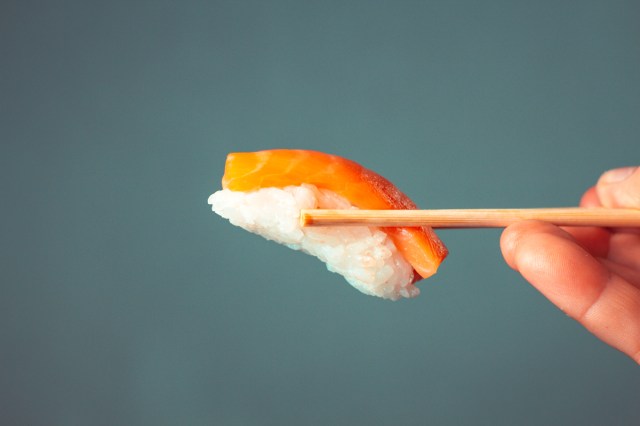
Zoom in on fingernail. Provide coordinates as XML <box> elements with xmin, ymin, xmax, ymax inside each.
<box><xmin>600</xmin><ymin>167</ymin><xmax>636</xmax><ymax>184</ymax></box>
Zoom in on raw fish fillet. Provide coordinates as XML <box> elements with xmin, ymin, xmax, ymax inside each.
<box><xmin>220</xmin><ymin>149</ymin><xmax>448</xmax><ymax>280</ymax></box>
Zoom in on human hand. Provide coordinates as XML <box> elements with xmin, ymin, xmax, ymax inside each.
<box><xmin>500</xmin><ymin>167</ymin><xmax>640</xmax><ymax>364</ymax></box>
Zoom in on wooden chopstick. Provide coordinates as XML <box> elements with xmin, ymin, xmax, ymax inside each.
<box><xmin>300</xmin><ymin>208</ymin><xmax>640</xmax><ymax>229</ymax></box>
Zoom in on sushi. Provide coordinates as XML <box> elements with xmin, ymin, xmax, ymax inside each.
<box><xmin>208</xmin><ymin>149</ymin><xmax>448</xmax><ymax>300</ymax></box>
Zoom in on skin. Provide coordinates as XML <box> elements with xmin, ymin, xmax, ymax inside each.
<box><xmin>500</xmin><ymin>166</ymin><xmax>640</xmax><ymax>364</ymax></box>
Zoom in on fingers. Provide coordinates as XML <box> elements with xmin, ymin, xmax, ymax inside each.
<box><xmin>574</xmin><ymin>184</ymin><xmax>640</xmax><ymax>269</ymax></box>
<box><xmin>500</xmin><ymin>168</ymin><xmax>640</xmax><ymax>362</ymax></box>
<box><xmin>501</xmin><ymin>220</ymin><xmax>640</xmax><ymax>364</ymax></box>
<box><xmin>501</xmin><ymin>221</ymin><xmax>607</xmax><ymax>310</ymax></box>
<box><xmin>596</xmin><ymin>166</ymin><xmax>640</xmax><ymax>208</ymax></box>
<box><xmin>560</xmin><ymin>187</ymin><xmax>610</xmax><ymax>258</ymax></box>
<box><xmin>561</xmin><ymin>225</ymin><xmax>610</xmax><ymax>258</ymax></box>
<box><xmin>579</xmin><ymin>186</ymin><xmax>602</xmax><ymax>208</ymax></box>
<box><xmin>608</xmin><ymin>233</ymin><xmax>640</xmax><ymax>271</ymax></box>
<box><xmin>600</xmin><ymin>258</ymin><xmax>640</xmax><ymax>286</ymax></box>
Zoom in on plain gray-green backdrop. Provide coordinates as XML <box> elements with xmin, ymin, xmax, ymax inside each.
<box><xmin>2</xmin><ymin>1</ymin><xmax>639</xmax><ymax>424</ymax></box>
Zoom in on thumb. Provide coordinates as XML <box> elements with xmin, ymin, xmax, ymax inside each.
<box><xmin>596</xmin><ymin>166</ymin><xmax>640</xmax><ymax>208</ymax></box>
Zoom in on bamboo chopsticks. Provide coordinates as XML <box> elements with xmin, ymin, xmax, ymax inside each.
<box><xmin>299</xmin><ymin>208</ymin><xmax>640</xmax><ymax>229</ymax></box>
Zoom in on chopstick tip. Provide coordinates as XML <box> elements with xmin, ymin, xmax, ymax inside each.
<box><xmin>299</xmin><ymin>209</ymin><xmax>312</xmax><ymax>227</ymax></box>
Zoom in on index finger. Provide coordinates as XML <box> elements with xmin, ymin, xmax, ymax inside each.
<box><xmin>501</xmin><ymin>220</ymin><xmax>640</xmax><ymax>364</ymax></box>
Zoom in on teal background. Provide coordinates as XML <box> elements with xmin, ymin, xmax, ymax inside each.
<box><xmin>2</xmin><ymin>1</ymin><xmax>640</xmax><ymax>424</ymax></box>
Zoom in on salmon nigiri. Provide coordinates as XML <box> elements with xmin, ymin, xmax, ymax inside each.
<box><xmin>208</xmin><ymin>149</ymin><xmax>447</xmax><ymax>300</ymax></box>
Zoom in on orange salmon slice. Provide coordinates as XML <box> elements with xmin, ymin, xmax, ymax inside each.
<box><xmin>221</xmin><ymin>149</ymin><xmax>448</xmax><ymax>279</ymax></box>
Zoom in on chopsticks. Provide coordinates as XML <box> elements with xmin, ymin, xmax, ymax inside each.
<box><xmin>300</xmin><ymin>208</ymin><xmax>640</xmax><ymax>229</ymax></box>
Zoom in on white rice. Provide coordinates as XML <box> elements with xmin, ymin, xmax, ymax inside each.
<box><xmin>208</xmin><ymin>184</ymin><xmax>418</xmax><ymax>300</ymax></box>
